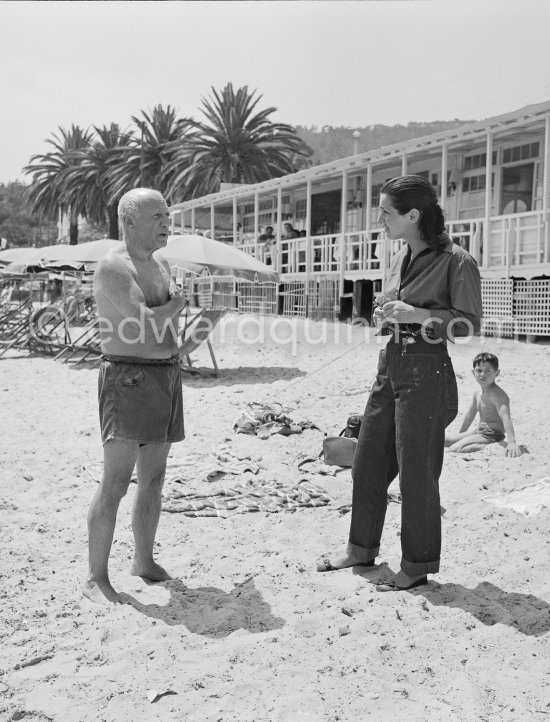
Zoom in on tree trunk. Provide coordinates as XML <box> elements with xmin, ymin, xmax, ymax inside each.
<box><xmin>69</xmin><ymin>219</ymin><xmax>78</xmax><ymax>245</ymax></box>
<box><xmin>108</xmin><ymin>205</ymin><xmax>119</xmax><ymax>240</ymax></box>
<box><xmin>69</xmin><ymin>207</ymin><xmax>79</xmax><ymax>245</ymax></box>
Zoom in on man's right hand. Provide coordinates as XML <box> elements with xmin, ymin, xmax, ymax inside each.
<box><xmin>170</xmin><ymin>288</ymin><xmax>187</xmax><ymax>314</ymax></box>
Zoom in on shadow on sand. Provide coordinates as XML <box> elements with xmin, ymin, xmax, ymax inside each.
<box><xmin>355</xmin><ymin>565</ymin><xmax>550</xmax><ymax>637</ymax></box>
<box><xmin>181</xmin><ymin>365</ymin><xmax>307</xmax><ymax>386</ymax></box>
<box><xmin>424</xmin><ymin>581</ymin><xmax>550</xmax><ymax>636</ymax></box>
<box><xmin>126</xmin><ymin>576</ymin><xmax>285</xmax><ymax>638</ymax></box>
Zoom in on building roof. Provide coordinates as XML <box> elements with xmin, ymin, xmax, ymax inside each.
<box><xmin>170</xmin><ymin>100</ymin><xmax>550</xmax><ymax>211</ymax></box>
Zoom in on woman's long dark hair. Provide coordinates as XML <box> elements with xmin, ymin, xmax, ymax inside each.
<box><xmin>381</xmin><ymin>175</ymin><xmax>446</xmax><ymax>246</ymax></box>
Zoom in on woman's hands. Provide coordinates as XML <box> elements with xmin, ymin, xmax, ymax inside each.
<box><xmin>375</xmin><ymin>300</ymin><xmax>418</xmax><ymax>324</ymax></box>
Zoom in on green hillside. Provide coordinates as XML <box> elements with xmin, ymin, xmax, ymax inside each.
<box><xmin>295</xmin><ymin>119</ymin><xmax>475</xmax><ymax>167</ymax></box>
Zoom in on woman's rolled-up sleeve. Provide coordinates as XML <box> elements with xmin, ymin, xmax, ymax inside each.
<box><xmin>427</xmin><ymin>254</ymin><xmax>482</xmax><ymax>342</ymax></box>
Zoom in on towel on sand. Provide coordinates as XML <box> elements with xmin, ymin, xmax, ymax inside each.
<box><xmin>484</xmin><ymin>477</ymin><xmax>550</xmax><ymax>517</ymax></box>
<box><xmin>234</xmin><ymin>402</ymin><xmax>319</xmax><ymax>439</ymax></box>
<box><xmin>162</xmin><ymin>477</ymin><xmax>330</xmax><ymax>517</ymax></box>
<box><xmin>166</xmin><ymin>447</ymin><xmax>261</xmax><ymax>483</ymax></box>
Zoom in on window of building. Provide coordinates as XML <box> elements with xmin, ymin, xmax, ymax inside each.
<box><xmin>294</xmin><ymin>198</ymin><xmax>307</xmax><ymax>221</ymax></box>
<box><xmin>502</xmin><ymin>142</ymin><xmax>540</xmax><ymax>164</ymax></box>
<box><xmin>371</xmin><ymin>183</ymin><xmax>383</xmax><ymax>205</ymax></box>
<box><xmin>463</xmin><ymin>151</ymin><xmax>498</xmax><ymax>171</ymax></box>
<box><xmin>242</xmin><ymin>216</ymin><xmax>254</xmax><ymax>234</ymax></box>
<box><xmin>462</xmin><ymin>173</ymin><xmax>495</xmax><ymax>193</ymax></box>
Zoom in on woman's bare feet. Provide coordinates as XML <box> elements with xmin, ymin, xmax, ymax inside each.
<box><xmin>317</xmin><ymin>554</ymin><xmax>375</xmax><ymax>573</ymax></box>
<box><xmin>130</xmin><ymin>560</ymin><xmax>172</xmax><ymax>582</ymax></box>
<box><xmin>82</xmin><ymin>576</ymin><xmax>129</xmax><ymax>605</ymax></box>
<box><xmin>376</xmin><ymin>570</ymin><xmax>427</xmax><ymax>591</ymax></box>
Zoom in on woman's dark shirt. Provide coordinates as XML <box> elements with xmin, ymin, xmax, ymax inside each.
<box><xmin>384</xmin><ymin>234</ymin><xmax>482</xmax><ymax>343</ymax></box>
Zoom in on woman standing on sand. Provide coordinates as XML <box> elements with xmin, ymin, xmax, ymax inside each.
<box><xmin>317</xmin><ymin>175</ymin><xmax>482</xmax><ymax>590</ymax></box>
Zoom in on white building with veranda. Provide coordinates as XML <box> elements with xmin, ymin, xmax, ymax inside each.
<box><xmin>168</xmin><ymin>101</ymin><xmax>550</xmax><ymax>339</ymax></box>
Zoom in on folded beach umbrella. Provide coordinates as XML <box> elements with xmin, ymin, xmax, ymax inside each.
<box><xmin>159</xmin><ymin>234</ymin><xmax>279</xmax><ymax>282</ymax></box>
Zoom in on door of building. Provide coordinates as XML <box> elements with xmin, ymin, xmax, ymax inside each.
<box><xmin>500</xmin><ymin>163</ymin><xmax>534</xmax><ymax>214</ymax></box>
<box><xmin>311</xmin><ymin>190</ymin><xmax>342</xmax><ymax>235</ymax></box>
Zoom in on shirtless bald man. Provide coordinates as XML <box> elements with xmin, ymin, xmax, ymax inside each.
<box><xmin>83</xmin><ymin>188</ymin><xmax>186</xmax><ymax>604</ymax></box>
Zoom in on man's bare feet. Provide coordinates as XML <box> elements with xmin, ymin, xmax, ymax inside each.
<box><xmin>130</xmin><ymin>560</ymin><xmax>172</xmax><ymax>581</ymax></box>
<box><xmin>376</xmin><ymin>570</ymin><xmax>428</xmax><ymax>591</ymax></box>
<box><xmin>82</xmin><ymin>576</ymin><xmax>129</xmax><ymax>605</ymax></box>
<box><xmin>317</xmin><ymin>553</ymin><xmax>375</xmax><ymax>572</ymax></box>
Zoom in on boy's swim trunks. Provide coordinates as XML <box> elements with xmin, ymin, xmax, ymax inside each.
<box><xmin>475</xmin><ymin>422</ymin><xmax>505</xmax><ymax>443</ymax></box>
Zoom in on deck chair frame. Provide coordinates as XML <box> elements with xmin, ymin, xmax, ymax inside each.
<box><xmin>179</xmin><ymin>308</ymin><xmax>227</xmax><ymax>377</ymax></box>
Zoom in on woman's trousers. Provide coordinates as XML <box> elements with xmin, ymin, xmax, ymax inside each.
<box><xmin>348</xmin><ymin>337</ymin><xmax>458</xmax><ymax>576</ymax></box>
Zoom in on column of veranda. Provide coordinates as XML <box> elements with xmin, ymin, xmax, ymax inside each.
<box><xmin>483</xmin><ymin>132</ymin><xmax>493</xmax><ymax>268</ymax></box>
<box><xmin>543</xmin><ymin>115</ymin><xmax>550</xmax><ymax>261</ymax></box>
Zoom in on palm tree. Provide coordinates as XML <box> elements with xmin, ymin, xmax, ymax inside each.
<box><xmin>24</xmin><ymin>125</ymin><xmax>94</xmax><ymax>244</ymax></box>
<box><xmin>165</xmin><ymin>83</ymin><xmax>311</xmax><ymax>199</ymax></box>
<box><xmin>64</xmin><ymin>124</ymin><xmax>134</xmax><ymax>239</ymax></box>
<box><xmin>106</xmin><ymin>105</ymin><xmax>190</xmax><ymax>204</ymax></box>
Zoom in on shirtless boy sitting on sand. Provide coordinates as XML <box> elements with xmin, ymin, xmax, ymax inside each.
<box><xmin>445</xmin><ymin>352</ymin><xmax>522</xmax><ymax>457</ymax></box>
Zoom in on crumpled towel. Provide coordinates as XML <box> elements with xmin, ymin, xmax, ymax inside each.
<box><xmin>162</xmin><ymin>477</ymin><xmax>330</xmax><ymax>517</ymax></box>
<box><xmin>167</xmin><ymin>447</ymin><xmax>260</xmax><ymax>483</ymax></box>
<box><xmin>296</xmin><ymin>458</ymin><xmax>338</xmax><ymax>476</ymax></box>
<box><xmin>234</xmin><ymin>402</ymin><xmax>318</xmax><ymax>439</ymax></box>
<box><xmin>484</xmin><ymin>477</ymin><xmax>550</xmax><ymax>517</ymax></box>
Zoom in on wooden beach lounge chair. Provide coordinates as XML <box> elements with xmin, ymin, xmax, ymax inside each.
<box><xmin>26</xmin><ymin>304</ymin><xmax>72</xmax><ymax>355</ymax></box>
<box><xmin>179</xmin><ymin>308</ymin><xmax>227</xmax><ymax>377</ymax></box>
<box><xmin>55</xmin><ymin>318</ymin><xmax>101</xmax><ymax>365</ymax></box>
<box><xmin>0</xmin><ymin>298</ymin><xmax>34</xmax><ymax>357</ymax></box>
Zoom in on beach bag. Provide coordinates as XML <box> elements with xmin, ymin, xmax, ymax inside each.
<box><xmin>322</xmin><ymin>436</ymin><xmax>358</xmax><ymax>467</ymax></box>
<box><xmin>341</xmin><ymin>414</ymin><xmax>363</xmax><ymax>439</ymax></box>
<box><xmin>297</xmin><ymin>413</ymin><xmax>362</xmax><ymax>470</ymax></box>
<box><xmin>321</xmin><ymin>414</ymin><xmax>362</xmax><ymax>466</ymax></box>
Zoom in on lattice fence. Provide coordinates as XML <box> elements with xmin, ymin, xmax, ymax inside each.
<box><xmin>513</xmin><ymin>280</ymin><xmax>550</xmax><ymax>336</ymax></box>
<box><xmin>173</xmin><ymin>269</ymin><xmax>196</xmax><ymax>303</ymax></box>
<box><xmin>481</xmin><ymin>278</ymin><xmax>550</xmax><ymax>338</ymax></box>
<box><xmin>280</xmin><ymin>280</ymin><xmax>307</xmax><ymax>317</ymax></box>
<box><xmin>481</xmin><ymin>279</ymin><xmax>514</xmax><ymax>337</ymax></box>
<box><xmin>177</xmin><ymin>271</ymin><xmax>550</xmax><ymax>337</ymax></box>
<box><xmin>237</xmin><ymin>281</ymin><xmax>278</xmax><ymax>315</ymax></box>
<box><xmin>195</xmin><ymin>276</ymin><xmax>238</xmax><ymax>311</ymax></box>
<box><xmin>308</xmin><ymin>278</ymin><xmax>339</xmax><ymax>320</ymax></box>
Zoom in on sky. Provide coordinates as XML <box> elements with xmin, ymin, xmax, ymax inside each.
<box><xmin>2</xmin><ymin>0</ymin><xmax>550</xmax><ymax>184</ymax></box>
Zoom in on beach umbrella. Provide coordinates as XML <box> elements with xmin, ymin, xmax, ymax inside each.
<box><xmin>0</xmin><ymin>245</ymin><xmax>82</xmax><ymax>274</ymax></box>
<box><xmin>41</xmin><ymin>238</ymin><xmax>122</xmax><ymax>270</ymax></box>
<box><xmin>0</xmin><ymin>246</ymin><xmax>44</xmax><ymax>268</ymax></box>
<box><xmin>159</xmin><ymin>234</ymin><xmax>279</xmax><ymax>282</ymax></box>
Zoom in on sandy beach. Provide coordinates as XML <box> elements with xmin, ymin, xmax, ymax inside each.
<box><xmin>1</xmin><ymin>315</ymin><xmax>549</xmax><ymax>721</ymax></box>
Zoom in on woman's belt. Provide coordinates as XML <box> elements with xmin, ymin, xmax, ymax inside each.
<box><xmin>379</xmin><ymin>322</ymin><xmax>437</xmax><ymax>340</ymax></box>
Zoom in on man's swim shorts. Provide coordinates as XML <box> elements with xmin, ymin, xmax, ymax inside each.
<box><xmin>475</xmin><ymin>422</ymin><xmax>505</xmax><ymax>443</ymax></box>
<box><xmin>98</xmin><ymin>355</ymin><xmax>184</xmax><ymax>445</ymax></box>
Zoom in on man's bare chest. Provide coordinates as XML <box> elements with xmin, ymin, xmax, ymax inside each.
<box><xmin>133</xmin><ymin>261</ymin><xmax>169</xmax><ymax>308</ymax></box>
